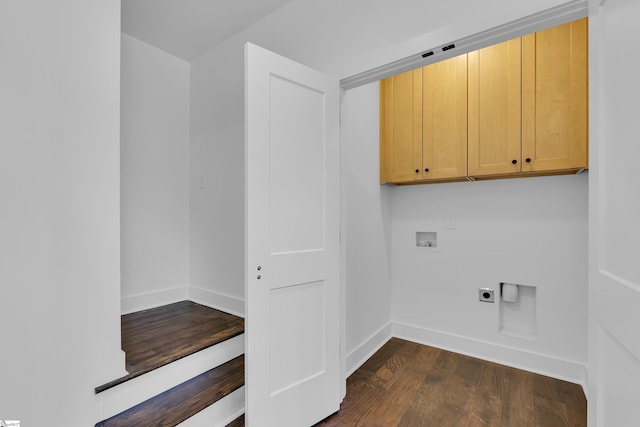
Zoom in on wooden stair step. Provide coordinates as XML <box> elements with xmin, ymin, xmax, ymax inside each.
<box><xmin>96</xmin><ymin>300</ymin><xmax>244</xmax><ymax>393</ymax></box>
<box><xmin>225</xmin><ymin>414</ymin><xmax>245</xmax><ymax>426</ymax></box>
<box><xmin>96</xmin><ymin>355</ymin><xmax>244</xmax><ymax>427</ymax></box>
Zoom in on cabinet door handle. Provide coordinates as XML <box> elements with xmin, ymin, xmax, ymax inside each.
<box><xmin>512</xmin><ymin>159</ymin><xmax>518</xmax><ymax>164</ymax></box>
<box><xmin>525</xmin><ymin>157</ymin><xmax>532</xmax><ymax>163</ymax></box>
<box><xmin>424</xmin><ymin>168</ymin><xmax>429</xmax><ymax>173</ymax></box>
<box><xmin>415</xmin><ymin>169</ymin><xmax>420</xmax><ymax>173</ymax></box>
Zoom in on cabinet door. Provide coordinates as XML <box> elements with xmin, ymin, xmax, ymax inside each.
<box><xmin>468</xmin><ymin>38</ymin><xmax>522</xmax><ymax>176</ymax></box>
<box><xmin>380</xmin><ymin>69</ymin><xmax>422</xmax><ymax>183</ymax></box>
<box><xmin>522</xmin><ymin>18</ymin><xmax>588</xmax><ymax>172</ymax></box>
<box><xmin>422</xmin><ymin>54</ymin><xmax>468</xmax><ymax>180</ymax></box>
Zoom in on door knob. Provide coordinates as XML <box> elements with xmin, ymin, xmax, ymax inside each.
<box><xmin>512</xmin><ymin>159</ymin><xmax>517</xmax><ymax>164</ymax></box>
<box><xmin>525</xmin><ymin>158</ymin><xmax>531</xmax><ymax>163</ymax></box>
<box><xmin>424</xmin><ymin>168</ymin><xmax>429</xmax><ymax>172</ymax></box>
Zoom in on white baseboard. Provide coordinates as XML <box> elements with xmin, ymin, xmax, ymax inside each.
<box><xmin>97</xmin><ymin>334</ymin><xmax>244</xmax><ymax>423</ymax></box>
<box><xmin>188</xmin><ymin>286</ymin><xmax>245</xmax><ymax>317</ymax></box>
<box><xmin>120</xmin><ymin>286</ymin><xmax>245</xmax><ymax>317</ymax></box>
<box><xmin>346</xmin><ymin>322</ymin><xmax>393</xmax><ymax>376</ymax></box>
<box><xmin>121</xmin><ymin>286</ymin><xmax>189</xmax><ymax>314</ymax></box>
<box><xmin>393</xmin><ymin>321</ymin><xmax>587</xmax><ymax>388</ymax></box>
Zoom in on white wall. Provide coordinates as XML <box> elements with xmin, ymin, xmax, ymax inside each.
<box><xmin>120</xmin><ymin>33</ymin><xmax>191</xmax><ymax>313</ymax></box>
<box><xmin>391</xmin><ymin>175</ymin><xmax>588</xmax><ymax>383</ymax></box>
<box><xmin>341</xmin><ymin>82</ymin><xmax>394</xmax><ymax>370</ymax></box>
<box><xmin>189</xmin><ymin>0</ymin><xmax>578</xmax><ymax>369</ymax></box>
<box><xmin>0</xmin><ymin>1</ymin><xmax>125</xmax><ymax>424</ymax></box>
<box><xmin>189</xmin><ymin>39</ymin><xmax>246</xmax><ymax>314</ymax></box>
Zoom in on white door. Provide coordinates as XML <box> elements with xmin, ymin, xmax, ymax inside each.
<box><xmin>589</xmin><ymin>0</ymin><xmax>640</xmax><ymax>425</ymax></box>
<box><xmin>244</xmin><ymin>43</ymin><xmax>341</xmax><ymax>426</ymax></box>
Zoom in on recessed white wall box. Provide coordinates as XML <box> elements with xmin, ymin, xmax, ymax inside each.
<box><xmin>499</xmin><ymin>283</ymin><xmax>537</xmax><ymax>340</ymax></box>
<box><xmin>416</xmin><ymin>231</ymin><xmax>438</xmax><ymax>252</ymax></box>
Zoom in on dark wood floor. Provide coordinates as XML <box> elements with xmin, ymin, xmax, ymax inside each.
<box><xmin>316</xmin><ymin>338</ymin><xmax>586</xmax><ymax>427</ymax></box>
<box><xmin>228</xmin><ymin>337</ymin><xmax>587</xmax><ymax>426</ymax></box>
<box><xmin>96</xmin><ymin>300</ymin><xmax>244</xmax><ymax>392</ymax></box>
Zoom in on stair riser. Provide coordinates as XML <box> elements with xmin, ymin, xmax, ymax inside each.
<box><xmin>176</xmin><ymin>386</ymin><xmax>244</xmax><ymax>427</ymax></box>
<box><xmin>97</xmin><ymin>334</ymin><xmax>244</xmax><ymax>422</ymax></box>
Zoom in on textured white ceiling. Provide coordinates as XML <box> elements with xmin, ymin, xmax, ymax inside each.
<box><xmin>121</xmin><ymin>0</ymin><xmax>294</xmax><ymax>61</ymax></box>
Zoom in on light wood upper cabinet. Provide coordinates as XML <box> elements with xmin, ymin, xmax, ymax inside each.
<box><xmin>380</xmin><ymin>69</ymin><xmax>422</xmax><ymax>183</ymax></box>
<box><xmin>423</xmin><ymin>54</ymin><xmax>468</xmax><ymax>180</ymax></box>
<box><xmin>468</xmin><ymin>38</ymin><xmax>522</xmax><ymax>176</ymax></box>
<box><xmin>522</xmin><ymin>17</ymin><xmax>588</xmax><ymax>172</ymax></box>
<box><xmin>380</xmin><ymin>55</ymin><xmax>467</xmax><ymax>184</ymax></box>
<box><xmin>380</xmin><ymin>17</ymin><xmax>588</xmax><ymax>185</ymax></box>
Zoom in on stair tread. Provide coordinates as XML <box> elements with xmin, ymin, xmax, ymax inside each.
<box><xmin>96</xmin><ymin>301</ymin><xmax>244</xmax><ymax>393</ymax></box>
<box><xmin>96</xmin><ymin>355</ymin><xmax>244</xmax><ymax>427</ymax></box>
<box><xmin>225</xmin><ymin>414</ymin><xmax>245</xmax><ymax>427</ymax></box>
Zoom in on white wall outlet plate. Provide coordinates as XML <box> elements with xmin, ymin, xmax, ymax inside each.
<box><xmin>479</xmin><ymin>288</ymin><xmax>495</xmax><ymax>303</ymax></box>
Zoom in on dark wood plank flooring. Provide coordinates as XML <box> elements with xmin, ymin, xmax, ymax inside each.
<box><xmin>97</xmin><ymin>355</ymin><xmax>244</xmax><ymax>427</ymax></box>
<box><xmin>227</xmin><ymin>338</ymin><xmax>587</xmax><ymax>426</ymax></box>
<box><xmin>316</xmin><ymin>338</ymin><xmax>587</xmax><ymax>427</ymax></box>
<box><xmin>96</xmin><ymin>300</ymin><xmax>244</xmax><ymax>392</ymax></box>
